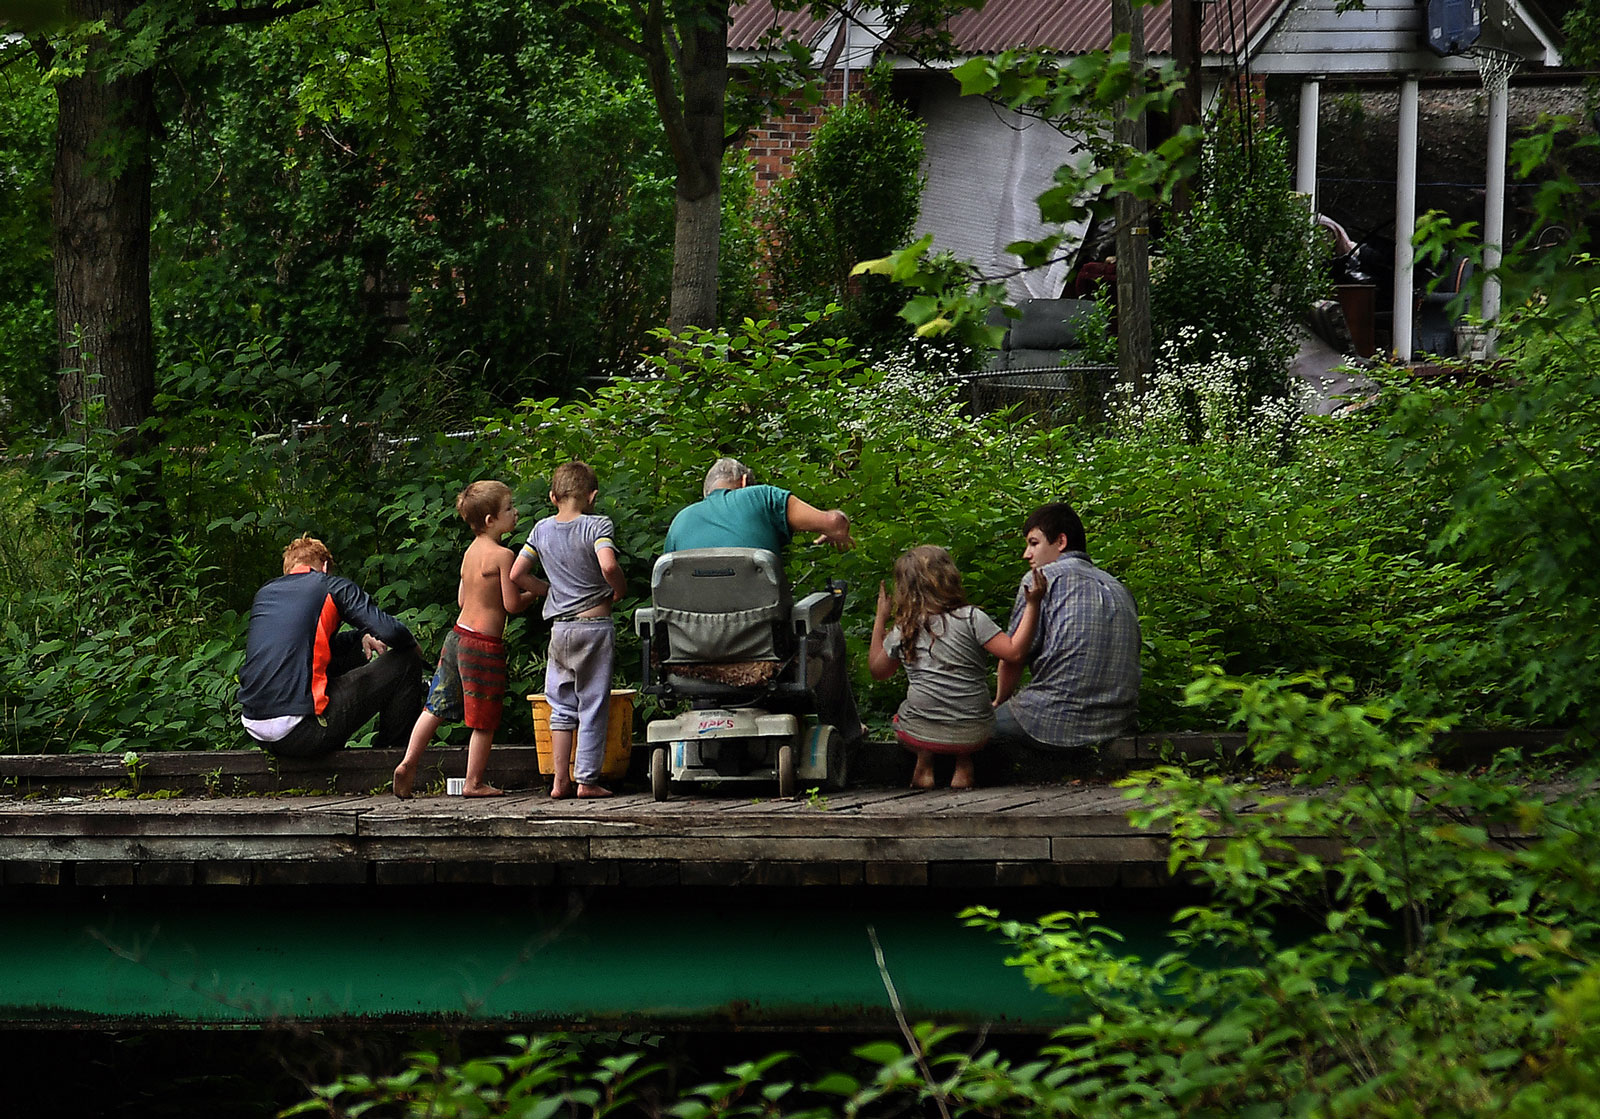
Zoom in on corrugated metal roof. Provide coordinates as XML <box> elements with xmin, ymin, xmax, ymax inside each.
<box><xmin>729</xmin><ymin>0</ymin><xmax>1289</xmax><ymax>58</ymax></box>
<box><xmin>943</xmin><ymin>0</ymin><xmax>1286</xmax><ymax>54</ymax></box>
<box><xmin>728</xmin><ymin>3</ymin><xmax>833</xmax><ymax>52</ymax></box>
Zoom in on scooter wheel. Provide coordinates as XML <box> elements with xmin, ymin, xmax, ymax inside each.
<box><xmin>651</xmin><ymin>746</ymin><xmax>669</xmax><ymax>802</ymax></box>
<box><xmin>777</xmin><ymin>744</ymin><xmax>797</xmax><ymax>799</ymax></box>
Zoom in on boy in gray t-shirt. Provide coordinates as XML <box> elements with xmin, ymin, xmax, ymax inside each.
<box><xmin>509</xmin><ymin>461</ymin><xmax>627</xmax><ymax>798</ymax></box>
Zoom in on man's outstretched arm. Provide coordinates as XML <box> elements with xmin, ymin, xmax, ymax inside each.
<box><xmin>786</xmin><ymin>495</ymin><xmax>854</xmax><ymax>551</ymax></box>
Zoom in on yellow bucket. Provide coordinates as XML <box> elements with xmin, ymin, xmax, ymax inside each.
<box><xmin>528</xmin><ymin>689</ymin><xmax>636</xmax><ymax>780</ymax></box>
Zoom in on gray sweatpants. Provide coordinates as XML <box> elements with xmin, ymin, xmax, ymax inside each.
<box><xmin>545</xmin><ymin>618</ymin><xmax>616</xmax><ymax>785</ymax></box>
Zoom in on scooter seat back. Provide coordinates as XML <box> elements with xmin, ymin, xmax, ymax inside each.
<box><xmin>650</xmin><ymin>548</ymin><xmax>792</xmax><ymax>665</ymax></box>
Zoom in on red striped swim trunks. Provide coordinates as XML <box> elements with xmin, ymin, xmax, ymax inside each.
<box><xmin>425</xmin><ymin>625</ymin><xmax>508</xmax><ymax>731</ymax></box>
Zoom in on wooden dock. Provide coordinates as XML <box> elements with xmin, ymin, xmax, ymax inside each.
<box><xmin>0</xmin><ymin>779</ymin><xmax>1194</xmax><ymax>890</ymax></box>
<box><xmin>0</xmin><ymin>730</ymin><xmax>1565</xmax><ymax>891</ymax></box>
<box><xmin>0</xmin><ymin>744</ymin><xmax>1214</xmax><ymax>1029</ymax></box>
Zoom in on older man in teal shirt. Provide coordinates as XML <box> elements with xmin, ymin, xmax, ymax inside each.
<box><xmin>664</xmin><ymin>458</ymin><xmax>854</xmax><ymax>554</ymax></box>
<box><xmin>663</xmin><ymin>457</ymin><xmax>862</xmax><ymax>743</ymax></box>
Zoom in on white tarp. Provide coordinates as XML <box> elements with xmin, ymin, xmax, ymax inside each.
<box><xmin>914</xmin><ymin>81</ymin><xmax>1093</xmax><ymax>303</ymax></box>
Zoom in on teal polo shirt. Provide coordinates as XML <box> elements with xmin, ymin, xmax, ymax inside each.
<box><xmin>663</xmin><ymin>485</ymin><xmax>793</xmax><ymax>554</ymax></box>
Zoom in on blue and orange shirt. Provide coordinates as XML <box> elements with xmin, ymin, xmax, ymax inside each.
<box><xmin>237</xmin><ymin>570</ymin><xmax>415</xmax><ymax>719</ymax></box>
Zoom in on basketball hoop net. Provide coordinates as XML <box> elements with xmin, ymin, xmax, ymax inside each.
<box><xmin>1468</xmin><ymin>45</ymin><xmax>1521</xmax><ymax>97</ymax></box>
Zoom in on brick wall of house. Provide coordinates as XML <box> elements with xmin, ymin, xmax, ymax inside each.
<box><xmin>740</xmin><ymin>70</ymin><xmax>855</xmax><ymax>192</ymax></box>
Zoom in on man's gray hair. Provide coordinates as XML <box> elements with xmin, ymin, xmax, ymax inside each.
<box><xmin>703</xmin><ymin>457</ymin><xmax>753</xmax><ymax>496</ymax></box>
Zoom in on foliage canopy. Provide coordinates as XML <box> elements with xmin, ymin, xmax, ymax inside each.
<box><xmin>7</xmin><ymin>280</ymin><xmax>1600</xmax><ymax>749</ymax></box>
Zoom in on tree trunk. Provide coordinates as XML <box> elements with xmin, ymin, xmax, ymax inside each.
<box><xmin>670</xmin><ymin>187</ymin><xmax>722</xmax><ymax>331</ymax></box>
<box><xmin>666</xmin><ymin>6</ymin><xmax>728</xmax><ymax>332</ymax></box>
<box><xmin>52</xmin><ymin>0</ymin><xmax>156</xmax><ymax>432</ymax></box>
<box><xmin>1113</xmin><ymin>0</ymin><xmax>1153</xmax><ymax>395</ymax></box>
<box><xmin>1169</xmin><ymin>0</ymin><xmax>1203</xmax><ymax>214</ymax></box>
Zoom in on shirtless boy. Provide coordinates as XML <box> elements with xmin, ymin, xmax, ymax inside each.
<box><xmin>393</xmin><ymin>480</ymin><xmax>541</xmax><ymax>799</ymax></box>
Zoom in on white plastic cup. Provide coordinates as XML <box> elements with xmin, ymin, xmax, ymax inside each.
<box><xmin>446</xmin><ymin>778</ymin><xmax>465</xmax><ymax>796</ymax></box>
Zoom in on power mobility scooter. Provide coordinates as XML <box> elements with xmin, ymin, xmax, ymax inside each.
<box><xmin>633</xmin><ymin>547</ymin><xmax>850</xmax><ymax>801</ymax></box>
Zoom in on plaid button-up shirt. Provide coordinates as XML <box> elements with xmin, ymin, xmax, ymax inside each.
<box><xmin>1006</xmin><ymin>552</ymin><xmax>1141</xmax><ymax>748</ymax></box>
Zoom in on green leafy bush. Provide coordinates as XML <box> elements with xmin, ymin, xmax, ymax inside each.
<box><xmin>153</xmin><ymin>0</ymin><xmax>677</xmax><ymax>408</ymax></box>
<box><xmin>0</xmin><ymin>61</ymin><xmax>56</xmax><ymax>432</ymax></box>
<box><xmin>284</xmin><ymin>1035</ymin><xmax>805</xmax><ymax>1119</ymax></box>
<box><xmin>1113</xmin><ymin>330</ymin><xmax>1306</xmax><ymax>457</ymax></box>
<box><xmin>944</xmin><ymin>675</ymin><xmax>1600</xmax><ymax>1117</ymax></box>
<box><xmin>0</xmin><ymin>445</ymin><xmax>245</xmax><ymax>754</ymax></box>
<box><xmin>479</xmin><ymin>315</ymin><xmax>1515</xmax><ymax>734</ymax></box>
<box><xmin>1382</xmin><ymin>274</ymin><xmax>1600</xmax><ymax>727</ymax></box>
<box><xmin>765</xmin><ymin>68</ymin><xmax>927</xmax><ymax>347</ymax></box>
<box><xmin>1150</xmin><ymin>108</ymin><xmax>1329</xmax><ymax>402</ymax></box>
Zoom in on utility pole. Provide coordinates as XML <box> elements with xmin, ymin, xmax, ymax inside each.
<box><xmin>1170</xmin><ymin>0</ymin><xmax>1204</xmax><ymax>214</ymax></box>
<box><xmin>1113</xmin><ymin>0</ymin><xmax>1153</xmax><ymax>395</ymax></box>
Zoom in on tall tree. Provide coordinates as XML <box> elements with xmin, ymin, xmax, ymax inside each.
<box><xmin>656</xmin><ymin>1</ymin><xmax>728</xmax><ymax>331</ymax></box>
<box><xmin>12</xmin><ymin>0</ymin><xmax>423</xmax><ymax>432</ymax></box>
<box><xmin>43</xmin><ymin>0</ymin><xmax>157</xmax><ymax>429</ymax></box>
<box><xmin>564</xmin><ymin>0</ymin><xmax>977</xmax><ymax>332</ymax></box>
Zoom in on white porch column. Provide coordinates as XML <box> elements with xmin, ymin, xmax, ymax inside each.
<box><xmin>1393</xmin><ymin>76</ymin><xmax>1420</xmax><ymax>361</ymax></box>
<box><xmin>1482</xmin><ymin>79</ymin><xmax>1510</xmax><ymax>323</ymax></box>
<box><xmin>1297</xmin><ymin>79</ymin><xmax>1321</xmax><ymax>202</ymax></box>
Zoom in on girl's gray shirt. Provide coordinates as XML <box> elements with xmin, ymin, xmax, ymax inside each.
<box><xmin>884</xmin><ymin>605</ymin><xmax>1002</xmax><ymax>739</ymax></box>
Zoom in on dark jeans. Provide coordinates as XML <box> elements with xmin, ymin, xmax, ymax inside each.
<box><xmin>990</xmin><ymin>701</ymin><xmax>1057</xmax><ymax>753</ymax></box>
<box><xmin>266</xmin><ymin>644</ymin><xmax>428</xmax><ymax>758</ymax></box>
<box><xmin>982</xmin><ymin>700</ymin><xmax>1100</xmax><ymax>783</ymax></box>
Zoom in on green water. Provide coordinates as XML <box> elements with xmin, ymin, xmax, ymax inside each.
<box><xmin>1</xmin><ymin>886</ymin><xmax>1179</xmax><ymax>1030</ymax></box>
<box><xmin>1</xmin><ymin>885</ymin><xmax>1194</xmax><ymax>1115</ymax></box>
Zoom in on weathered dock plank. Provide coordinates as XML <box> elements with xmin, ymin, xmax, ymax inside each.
<box><xmin>0</xmin><ymin>801</ymin><xmax>360</xmax><ymax>837</ymax></box>
<box><xmin>0</xmin><ymin>781</ymin><xmax>1178</xmax><ymax>887</ymax></box>
<box><xmin>1</xmin><ymin>835</ymin><xmax>362</xmax><ymax>862</ymax></box>
<box><xmin>358</xmin><ymin>837</ymin><xmax>590</xmax><ymax>861</ymax></box>
<box><xmin>0</xmin><ymin>730</ymin><xmax>1571</xmax><ymax>892</ymax></box>
<box><xmin>586</xmin><ymin>834</ymin><xmax>1055</xmax><ymax>862</ymax></box>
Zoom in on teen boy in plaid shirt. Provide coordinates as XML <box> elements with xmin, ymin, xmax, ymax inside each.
<box><xmin>992</xmin><ymin>502</ymin><xmax>1141</xmax><ymax>753</ymax></box>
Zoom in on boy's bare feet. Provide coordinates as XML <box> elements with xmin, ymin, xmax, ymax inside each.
<box><xmin>577</xmin><ymin>784</ymin><xmax>613</xmax><ymax>798</ymax></box>
<box><xmin>392</xmin><ymin>763</ymin><xmax>416</xmax><ymax>800</ymax></box>
<box><xmin>550</xmin><ymin>782</ymin><xmax>574</xmax><ymax>800</ymax></box>
<box><xmin>463</xmin><ymin>783</ymin><xmax>504</xmax><ymax>798</ymax></box>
